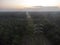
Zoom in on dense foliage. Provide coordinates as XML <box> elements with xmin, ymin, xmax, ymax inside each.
<box><xmin>0</xmin><ymin>12</ymin><xmax>60</xmax><ymax>45</ymax></box>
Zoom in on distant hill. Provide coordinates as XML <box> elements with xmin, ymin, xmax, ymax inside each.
<box><xmin>0</xmin><ymin>6</ymin><xmax>60</xmax><ymax>12</ymax></box>
<box><xmin>23</xmin><ymin>6</ymin><xmax>60</xmax><ymax>12</ymax></box>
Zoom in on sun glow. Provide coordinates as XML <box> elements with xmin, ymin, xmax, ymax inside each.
<box><xmin>0</xmin><ymin>0</ymin><xmax>60</xmax><ymax>8</ymax></box>
<box><xmin>20</xmin><ymin>0</ymin><xmax>58</xmax><ymax>7</ymax></box>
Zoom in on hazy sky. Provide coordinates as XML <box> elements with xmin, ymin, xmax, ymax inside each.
<box><xmin>0</xmin><ymin>0</ymin><xmax>60</xmax><ymax>9</ymax></box>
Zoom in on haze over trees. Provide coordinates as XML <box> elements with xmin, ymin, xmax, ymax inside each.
<box><xmin>0</xmin><ymin>12</ymin><xmax>60</xmax><ymax>45</ymax></box>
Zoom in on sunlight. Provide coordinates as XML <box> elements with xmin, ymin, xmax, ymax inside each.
<box><xmin>20</xmin><ymin>0</ymin><xmax>58</xmax><ymax>7</ymax></box>
<box><xmin>1</xmin><ymin>0</ymin><xmax>59</xmax><ymax>8</ymax></box>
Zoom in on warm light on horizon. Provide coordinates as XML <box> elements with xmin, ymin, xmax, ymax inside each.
<box><xmin>0</xmin><ymin>0</ymin><xmax>60</xmax><ymax>9</ymax></box>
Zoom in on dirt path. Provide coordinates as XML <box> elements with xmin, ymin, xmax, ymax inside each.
<box><xmin>25</xmin><ymin>11</ymin><xmax>52</xmax><ymax>45</ymax></box>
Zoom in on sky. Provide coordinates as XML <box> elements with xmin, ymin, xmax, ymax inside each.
<box><xmin>0</xmin><ymin>0</ymin><xmax>60</xmax><ymax>9</ymax></box>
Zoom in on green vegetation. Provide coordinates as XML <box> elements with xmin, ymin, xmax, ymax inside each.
<box><xmin>0</xmin><ymin>12</ymin><xmax>60</xmax><ymax>45</ymax></box>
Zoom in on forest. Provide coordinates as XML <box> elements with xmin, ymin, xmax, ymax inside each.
<box><xmin>0</xmin><ymin>12</ymin><xmax>60</xmax><ymax>45</ymax></box>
